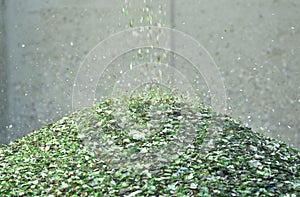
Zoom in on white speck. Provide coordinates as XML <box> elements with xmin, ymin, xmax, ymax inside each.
<box><xmin>102</xmin><ymin>56</ymin><xmax>106</xmax><ymax>59</ymax></box>
<box><xmin>106</xmin><ymin>110</ymin><xmax>112</xmax><ymax>115</ymax></box>
<box><xmin>190</xmin><ymin>183</ymin><xmax>198</xmax><ymax>189</ymax></box>
<box><xmin>250</xmin><ymin>145</ymin><xmax>258</xmax><ymax>152</ymax></box>
<box><xmin>120</xmin><ymin>70</ymin><xmax>123</xmax><ymax>74</ymax></box>
<box><xmin>182</xmin><ymin>22</ymin><xmax>186</xmax><ymax>25</ymax></box>
<box><xmin>24</xmin><ymin>93</ymin><xmax>28</xmax><ymax>96</ymax></box>
<box><xmin>21</xmin><ymin>44</ymin><xmax>26</xmax><ymax>48</ymax></box>
<box><xmin>272</xmin><ymin>109</ymin><xmax>275</xmax><ymax>112</ymax></box>
<box><xmin>8</xmin><ymin>125</ymin><xmax>12</xmax><ymax>129</ymax></box>
<box><xmin>177</xmin><ymin>116</ymin><xmax>183</xmax><ymax>120</ymax></box>
<box><xmin>70</xmin><ymin>42</ymin><xmax>74</xmax><ymax>46</ymax></box>
<box><xmin>271</xmin><ymin>39</ymin><xmax>274</xmax><ymax>42</ymax></box>
<box><xmin>253</xmin><ymin>67</ymin><xmax>257</xmax><ymax>70</ymax></box>
<box><xmin>291</xmin><ymin>26</ymin><xmax>295</xmax><ymax>30</ymax></box>
<box><xmin>278</xmin><ymin>122</ymin><xmax>281</xmax><ymax>126</ymax></box>
<box><xmin>168</xmin><ymin>184</ymin><xmax>176</xmax><ymax>190</ymax></box>
<box><xmin>287</xmin><ymin>125</ymin><xmax>291</xmax><ymax>129</ymax></box>
<box><xmin>237</xmin><ymin>57</ymin><xmax>241</xmax><ymax>61</ymax></box>
<box><xmin>61</xmin><ymin>182</ymin><xmax>68</xmax><ymax>189</ymax></box>
<box><xmin>140</xmin><ymin>148</ymin><xmax>148</xmax><ymax>153</ymax></box>
<box><xmin>221</xmin><ymin>36</ymin><xmax>224</xmax><ymax>40</ymax></box>
<box><xmin>32</xmin><ymin>180</ymin><xmax>39</xmax><ymax>185</ymax></box>
<box><xmin>132</xmin><ymin>132</ymin><xmax>145</xmax><ymax>140</ymax></box>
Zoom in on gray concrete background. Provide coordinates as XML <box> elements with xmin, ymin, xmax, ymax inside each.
<box><xmin>0</xmin><ymin>0</ymin><xmax>299</xmax><ymax>149</ymax></box>
<box><xmin>0</xmin><ymin>0</ymin><xmax>7</xmax><ymax>146</ymax></box>
<box><xmin>173</xmin><ymin>0</ymin><xmax>300</xmax><ymax>149</ymax></box>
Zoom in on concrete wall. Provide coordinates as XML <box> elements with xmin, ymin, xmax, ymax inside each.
<box><xmin>1</xmin><ymin>0</ymin><xmax>171</xmax><ymax>145</ymax></box>
<box><xmin>0</xmin><ymin>0</ymin><xmax>7</xmax><ymax>146</ymax></box>
<box><xmin>0</xmin><ymin>0</ymin><xmax>299</xmax><ymax>149</ymax></box>
<box><xmin>173</xmin><ymin>0</ymin><xmax>300</xmax><ymax>149</ymax></box>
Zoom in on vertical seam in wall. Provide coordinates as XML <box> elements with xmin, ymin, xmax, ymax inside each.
<box><xmin>0</xmin><ymin>0</ymin><xmax>8</xmax><ymax>146</ymax></box>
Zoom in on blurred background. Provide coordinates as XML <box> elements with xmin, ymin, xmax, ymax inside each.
<box><xmin>0</xmin><ymin>0</ymin><xmax>299</xmax><ymax>149</ymax></box>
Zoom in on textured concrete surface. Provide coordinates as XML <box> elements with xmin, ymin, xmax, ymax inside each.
<box><xmin>0</xmin><ymin>0</ymin><xmax>299</xmax><ymax>149</ymax></box>
<box><xmin>1</xmin><ymin>0</ymin><xmax>171</xmax><ymax>145</ymax></box>
<box><xmin>173</xmin><ymin>0</ymin><xmax>300</xmax><ymax>148</ymax></box>
<box><xmin>0</xmin><ymin>0</ymin><xmax>7</xmax><ymax>146</ymax></box>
